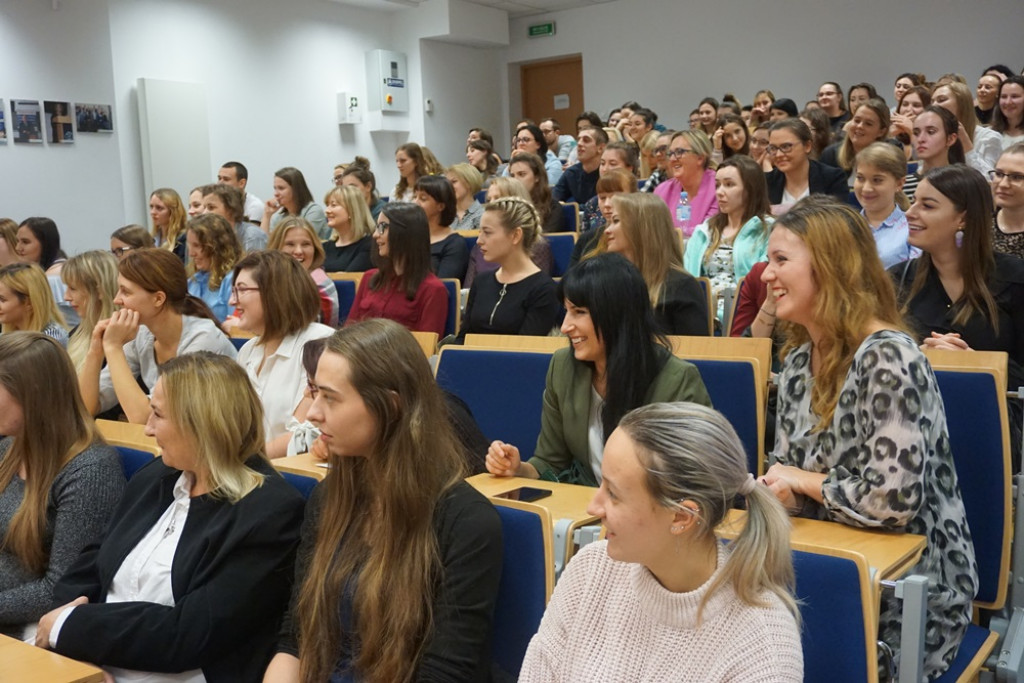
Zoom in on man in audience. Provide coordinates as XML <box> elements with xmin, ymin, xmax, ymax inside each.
<box><xmin>552</xmin><ymin>126</ymin><xmax>607</xmax><ymax>203</ymax></box>
<box><xmin>540</xmin><ymin>118</ymin><xmax>577</xmax><ymax>165</ymax></box>
<box><xmin>217</xmin><ymin>161</ymin><xmax>263</xmax><ymax>224</ymax></box>
<box><xmin>816</xmin><ymin>82</ymin><xmax>850</xmax><ymax>136</ymax></box>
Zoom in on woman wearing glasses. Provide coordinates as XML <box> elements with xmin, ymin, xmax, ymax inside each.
<box><xmin>78</xmin><ymin>248</ymin><xmax>237</xmax><ymax>424</ymax></box>
<box><xmin>109</xmin><ymin>225</ymin><xmax>154</xmax><ymax>261</ymax></box>
<box><xmin>506</xmin><ymin>124</ymin><xmax>563</xmax><ymax>186</ymax></box>
<box><xmin>230</xmin><ymin>251</ymin><xmax>333</xmax><ymax>457</ymax></box>
<box><xmin>992</xmin><ymin>143</ymin><xmax>1024</xmax><ymax>260</ymax></box>
<box><xmin>654</xmin><ymin>130</ymin><xmax>720</xmax><ymax>238</ymax></box>
<box><xmin>347</xmin><ymin>203</ymin><xmax>448</xmax><ymax>337</ymax></box>
<box><xmin>764</xmin><ymin>119</ymin><xmax>848</xmax><ymax>207</ymax></box>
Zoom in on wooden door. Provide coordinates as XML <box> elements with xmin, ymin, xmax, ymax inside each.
<box><xmin>520</xmin><ymin>56</ymin><xmax>584</xmax><ymax>131</ymax></box>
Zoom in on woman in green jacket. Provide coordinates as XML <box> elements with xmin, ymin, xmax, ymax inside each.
<box><xmin>486</xmin><ymin>253</ymin><xmax>712</xmax><ymax>486</ymax></box>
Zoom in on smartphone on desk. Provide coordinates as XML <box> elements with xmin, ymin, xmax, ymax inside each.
<box><xmin>493</xmin><ymin>486</ymin><xmax>553</xmax><ymax>503</ymax></box>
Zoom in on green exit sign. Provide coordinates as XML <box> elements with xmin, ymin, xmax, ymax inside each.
<box><xmin>528</xmin><ymin>22</ymin><xmax>556</xmax><ymax>38</ymax></box>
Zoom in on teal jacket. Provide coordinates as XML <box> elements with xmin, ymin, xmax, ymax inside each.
<box><xmin>527</xmin><ymin>347</ymin><xmax>712</xmax><ymax>486</ymax></box>
<box><xmin>683</xmin><ymin>215</ymin><xmax>772</xmax><ymax>281</ymax></box>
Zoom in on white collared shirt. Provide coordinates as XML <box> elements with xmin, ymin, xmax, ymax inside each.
<box><xmin>52</xmin><ymin>472</ymin><xmax>206</xmax><ymax>682</ymax></box>
<box><xmin>236</xmin><ymin>323</ymin><xmax>334</xmax><ymax>440</ymax></box>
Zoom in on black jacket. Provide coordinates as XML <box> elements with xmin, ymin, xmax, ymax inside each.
<box><xmin>52</xmin><ymin>456</ymin><xmax>305</xmax><ymax>682</ymax></box>
<box><xmin>765</xmin><ymin>160</ymin><xmax>848</xmax><ymax>204</ymax></box>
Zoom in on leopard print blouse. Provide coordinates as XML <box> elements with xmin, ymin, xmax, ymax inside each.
<box><xmin>774</xmin><ymin>330</ymin><xmax>978</xmax><ymax>680</ymax></box>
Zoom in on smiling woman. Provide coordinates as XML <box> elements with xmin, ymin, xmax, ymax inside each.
<box><xmin>763</xmin><ymin>196</ymin><xmax>977</xmax><ymax>679</ymax></box>
<box><xmin>520</xmin><ymin>402</ymin><xmax>802</xmax><ymax>682</ymax></box>
<box><xmin>185</xmin><ymin>213</ymin><xmax>242</xmax><ymax>322</ymax></box>
<box><xmin>269</xmin><ymin>216</ymin><xmax>339</xmax><ymax>326</ymax></box>
<box><xmin>485</xmin><ymin>253</ymin><xmax>711</xmax><ymax>486</ymax></box>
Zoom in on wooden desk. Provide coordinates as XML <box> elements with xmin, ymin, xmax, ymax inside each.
<box><xmin>722</xmin><ymin>509</ymin><xmax>926</xmax><ymax>607</ymax></box>
<box><xmin>95</xmin><ymin>419</ymin><xmax>159</xmax><ymax>454</ymax></box>
<box><xmin>0</xmin><ymin>635</ymin><xmax>104</xmax><ymax>683</ymax></box>
<box><xmin>466</xmin><ymin>474</ymin><xmax>599</xmax><ymax>574</ymax></box>
<box><xmin>271</xmin><ymin>452</ymin><xmax>329</xmax><ymax>480</ymax></box>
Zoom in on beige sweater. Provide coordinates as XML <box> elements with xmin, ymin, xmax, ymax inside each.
<box><xmin>519</xmin><ymin>541</ymin><xmax>802</xmax><ymax>682</ymax></box>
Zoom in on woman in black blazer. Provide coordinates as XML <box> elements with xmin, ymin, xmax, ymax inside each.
<box><xmin>764</xmin><ymin>119</ymin><xmax>848</xmax><ymax>205</ymax></box>
<box><xmin>36</xmin><ymin>352</ymin><xmax>305</xmax><ymax>683</ymax></box>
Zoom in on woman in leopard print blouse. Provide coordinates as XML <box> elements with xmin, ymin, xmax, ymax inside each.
<box><xmin>759</xmin><ymin>196</ymin><xmax>977</xmax><ymax>681</ymax></box>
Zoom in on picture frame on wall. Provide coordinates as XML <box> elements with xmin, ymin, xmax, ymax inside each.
<box><xmin>74</xmin><ymin>103</ymin><xmax>113</xmax><ymax>133</ymax></box>
<box><xmin>44</xmin><ymin>100</ymin><xmax>74</xmax><ymax>144</ymax></box>
<box><xmin>12</xmin><ymin>100</ymin><xmax>43</xmax><ymax>144</ymax></box>
<box><xmin>0</xmin><ymin>99</ymin><xmax>6</xmax><ymax>143</ymax></box>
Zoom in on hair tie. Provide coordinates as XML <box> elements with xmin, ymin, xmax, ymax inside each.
<box><xmin>739</xmin><ymin>473</ymin><xmax>757</xmax><ymax>496</ymax></box>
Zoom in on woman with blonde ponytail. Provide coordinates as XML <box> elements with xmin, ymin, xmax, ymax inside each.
<box><xmin>454</xmin><ymin>196</ymin><xmax>559</xmax><ymax>343</ymax></box>
<box><xmin>520</xmin><ymin>401</ymin><xmax>802</xmax><ymax>681</ymax></box>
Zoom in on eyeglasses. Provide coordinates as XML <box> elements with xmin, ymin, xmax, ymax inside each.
<box><xmin>667</xmin><ymin>148</ymin><xmax>697</xmax><ymax>159</ymax></box>
<box><xmin>332</xmin><ymin>175</ymin><xmax>344</xmax><ymax>184</ymax></box>
<box><xmin>231</xmin><ymin>285</ymin><xmax>260</xmax><ymax>297</ymax></box>
<box><xmin>750</xmin><ymin>138</ymin><xmax>769</xmax><ymax>148</ymax></box>
<box><xmin>514</xmin><ymin>137</ymin><xmax>536</xmax><ymax>145</ymax></box>
<box><xmin>111</xmin><ymin>246</ymin><xmax>133</xmax><ymax>256</ymax></box>
<box><xmin>767</xmin><ymin>142</ymin><xmax>802</xmax><ymax>156</ymax></box>
<box><xmin>653</xmin><ymin>145</ymin><xmax>669</xmax><ymax>155</ymax></box>
<box><xmin>375</xmin><ymin>221</ymin><xmax>390</xmax><ymax>235</ymax></box>
<box><xmin>989</xmin><ymin>169</ymin><xmax>1024</xmax><ymax>185</ymax></box>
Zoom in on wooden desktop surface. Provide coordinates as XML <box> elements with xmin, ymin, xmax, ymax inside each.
<box><xmin>0</xmin><ymin>635</ymin><xmax>104</xmax><ymax>683</ymax></box>
<box><xmin>271</xmin><ymin>452</ymin><xmax>329</xmax><ymax>480</ymax></box>
<box><xmin>95</xmin><ymin>419</ymin><xmax>158</xmax><ymax>453</ymax></box>
<box><xmin>465</xmin><ymin>474</ymin><xmax>599</xmax><ymax>527</ymax></box>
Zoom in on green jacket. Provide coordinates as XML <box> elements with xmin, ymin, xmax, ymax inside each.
<box><xmin>527</xmin><ymin>347</ymin><xmax>712</xmax><ymax>486</ymax></box>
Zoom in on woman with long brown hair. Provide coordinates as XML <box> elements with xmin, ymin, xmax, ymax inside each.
<box><xmin>264</xmin><ymin>319</ymin><xmax>501</xmax><ymax>682</ymax></box>
<box><xmin>78</xmin><ymin>248</ymin><xmax>237</xmax><ymax>423</ymax></box>
<box><xmin>0</xmin><ymin>332</ymin><xmax>124</xmax><ymax>640</ymax></box>
<box><xmin>761</xmin><ymin>196</ymin><xmax>977</xmax><ymax>679</ymax></box>
<box><xmin>186</xmin><ymin>213</ymin><xmax>242</xmax><ymax>322</ymax></box>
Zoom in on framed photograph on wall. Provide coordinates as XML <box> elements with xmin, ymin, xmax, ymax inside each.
<box><xmin>44</xmin><ymin>100</ymin><xmax>74</xmax><ymax>143</ymax></box>
<box><xmin>74</xmin><ymin>103</ymin><xmax>113</xmax><ymax>133</ymax></box>
<box><xmin>0</xmin><ymin>100</ymin><xmax>6</xmax><ymax>143</ymax></box>
<box><xmin>11</xmin><ymin>100</ymin><xmax>42</xmax><ymax>144</ymax></box>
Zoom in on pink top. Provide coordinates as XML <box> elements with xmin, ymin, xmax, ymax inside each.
<box><xmin>654</xmin><ymin>169</ymin><xmax>719</xmax><ymax>237</ymax></box>
<box><xmin>346</xmin><ymin>269</ymin><xmax>448</xmax><ymax>337</ymax></box>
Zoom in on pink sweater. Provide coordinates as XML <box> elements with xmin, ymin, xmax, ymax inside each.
<box><xmin>654</xmin><ymin>169</ymin><xmax>720</xmax><ymax>237</ymax></box>
<box><xmin>520</xmin><ymin>541</ymin><xmax>803</xmax><ymax>682</ymax></box>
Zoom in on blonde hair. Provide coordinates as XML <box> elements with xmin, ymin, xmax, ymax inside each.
<box><xmin>186</xmin><ymin>214</ymin><xmax>242</xmax><ymax>289</ymax></box>
<box><xmin>269</xmin><ymin>217</ymin><xmax>326</xmax><ymax>271</ymax></box>
<box><xmin>446</xmin><ymin>163</ymin><xmax>485</xmax><ymax>196</ymax></box>
<box><xmin>589</xmin><ymin>193</ymin><xmax>683</xmax><ymax>306</ymax></box>
<box><xmin>323</xmin><ymin>185</ymin><xmax>374</xmax><ymax>243</ymax></box>
<box><xmin>0</xmin><ymin>263</ymin><xmax>66</xmax><ymax>334</ymax></box>
<box><xmin>63</xmin><ymin>251</ymin><xmax>119</xmax><ymax>371</ymax></box>
<box><xmin>620</xmin><ymin>402</ymin><xmax>798</xmax><ymax>623</ymax></box>
<box><xmin>158</xmin><ymin>352</ymin><xmax>267</xmax><ymax>503</ymax></box>
<box><xmin>671</xmin><ymin>129</ymin><xmax>717</xmax><ymax>171</ymax></box>
<box><xmin>149</xmin><ymin>188</ymin><xmax>188</xmax><ymax>251</ymax></box>
<box><xmin>0</xmin><ymin>332</ymin><xmax>100</xmax><ymax>573</ymax></box>
<box><xmin>854</xmin><ymin>143</ymin><xmax>910</xmax><ymax>210</ymax></box>
<box><xmin>776</xmin><ymin>198</ymin><xmax>906</xmax><ymax>429</ymax></box>
<box><xmin>486</xmin><ymin>176</ymin><xmax>531</xmax><ymax>202</ymax></box>
<box><xmin>483</xmin><ymin>196</ymin><xmax>542</xmax><ymax>251</ymax></box>
<box><xmin>837</xmin><ymin>99</ymin><xmax>891</xmax><ymax>171</ymax></box>
<box><xmin>0</xmin><ymin>218</ymin><xmax>17</xmax><ymax>255</ymax></box>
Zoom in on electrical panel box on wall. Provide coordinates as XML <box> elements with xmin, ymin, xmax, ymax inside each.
<box><xmin>337</xmin><ymin>92</ymin><xmax>362</xmax><ymax>124</ymax></box>
<box><xmin>365</xmin><ymin>49</ymin><xmax>409</xmax><ymax>113</ymax></box>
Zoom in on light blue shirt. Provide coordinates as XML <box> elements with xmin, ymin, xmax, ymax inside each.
<box><xmin>187</xmin><ymin>269</ymin><xmax>234</xmax><ymax>322</ymax></box>
<box><xmin>863</xmin><ymin>205</ymin><xmax>919</xmax><ymax>269</ymax></box>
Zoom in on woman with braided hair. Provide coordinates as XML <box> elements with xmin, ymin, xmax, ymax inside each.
<box><xmin>454</xmin><ymin>196</ymin><xmax>559</xmax><ymax>343</ymax></box>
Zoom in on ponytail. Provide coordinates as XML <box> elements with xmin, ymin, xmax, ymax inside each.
<box><xmin>619</xmin><ymin>402</ymin><xmax>799</xmax><ymax>623</ymax></box>
<box><xmin>181</xmin><ymin>295</ymin><xmax>226</xmax><ymax>334</ymax></box>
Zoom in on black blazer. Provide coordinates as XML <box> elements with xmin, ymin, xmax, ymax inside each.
<box><xmin>765</xmin><ymin>159</ymin><xmax>849</xmax><ymax>204</ymax></box>
<box><xmin>52</xmin><ymin>456</ymin><xmax>305</xmax><ymax>683</ymax></box>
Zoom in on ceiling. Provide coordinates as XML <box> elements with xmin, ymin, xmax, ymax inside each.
<box><xmin>330</xmin><ymin>0</ymin><xmax>617</xmax><ymax>19</ymax></box>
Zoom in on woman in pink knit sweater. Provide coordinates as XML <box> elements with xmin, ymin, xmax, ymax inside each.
<box><xmin>520</xmin><ymin>402</ymin><xmax>802</xmax><ymax>682</ymax></box>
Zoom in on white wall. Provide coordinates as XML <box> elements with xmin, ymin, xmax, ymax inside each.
<box><xmin>0</xmin><ymin>0</ymin><xmax>123</xmax><ymax>254</ymax></box>
<box><xmin>107</xmin><ymin>0</ymin><xmax>398</xmax><ymax>225</ymax></box>
<box><xmin>501</xmin><ymin>0</ymin><xmax>1024</xmax><ymax>134</ymax></box>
